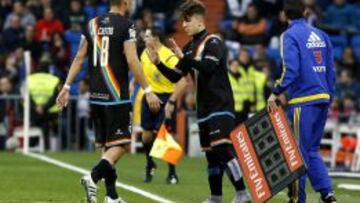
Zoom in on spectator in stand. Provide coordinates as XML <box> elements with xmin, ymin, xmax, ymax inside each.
<box><xmin>39</xmin><ymin>0</ymin><xmax>66</xmax><ymax>18</ymax></box>
<box><xmin>139</xmin><ymin>0</ymin><xmax>180</xmax><ymax>33</ymax></box>
<box><xmin>13</xmin><ymin>47</ymin><xmax>26</xmax><ymax>86</ymax></box>
<box><xmin>3</xmin><ymin>53</ymin><xmax>18</xmax><ymax>82</ymax></box>
<box><xmin>135</xmin><ymin>9</ymin><xmax>154</xmax><ymax>32</ymax></box>
<box><xmin>29</xmin><ymin>60</ymin><xmax>61</xmax><ymax>150</ymax></box>
<box><xmin>232</xmin><ymin>3</ymin><xmax>267</xmax><ymax>45</ymax></box>
<box><xmin>253</xmin><ymin>44</ymin><xmax>269</xmax><ymax>61</ymax></box>
<box><xmin>0</xmin><ymin>77</ymin><xmax>15</xmax><ymax>137</ymax></box>
<box><xmin>237</xmin><ymin>48</ymin><xmax>267</xmax><ymax>114</ymax></box>
<box><xmin>252</xmin><ymin>44</ymin><xmax>278</xmax><ymax>78</ymax></box>
<box><xmin>3</xmin><ymin>1</ymin><xmax>36</xmax><ymax>30</ymax></box>
<box><xmin>65</xmin><ymin>0</ymin><xmax>87</xmax><ymax>30</ymax></box>
<box><xmin>337</xmin><ymin>47</ymin><xmax>359</xmax><ymax>77</ymax></box>
<box><xmin>303</xmin><ymin>0</ymin><xmax>324</xmax><ymax>26</ymax></box>
<box><xmin>270</xmin><ymin>11</ymin><xmax>288</xmax><ymax>37</ymax></box>
<box><xmin>40</xmin><ymin>0</ymin><xmax>53</xmax><ymax>10</ymax></box>
<box><xmin>2</xmin><ymin>14</ymin><xmax>24</xmax><ymax>52</ymax></box>
<box><xmin>50</xmin><ymin>32</ymin><xmax>69</xmax><ymax>78</ymax></box>
<box><xmin>227</xmin><ymin>59</ymin><xmax>246</xmax><ymax>123</ymax></box>
<box><xmin>0</xmin><ymin>76</ymin><xmax>13</xmax><ymax>98</ymax></box>
<box><xmin>323</xmin><ymin>0</ymin><xmax>358</xmax><ymax>34</ymax></box>
<box><xmin>0</xmin><ymin>0</ymin><xmax>13</xmax><ymax>27</ymax></box>
<box><xmin>23</xmin><ymin>25</ymin><xmax>41</xmax><ymax>63</ymax></box>
<box><xmin>38</xmin><ymin>52</ymin><xmax>63</xmax><ymax>81</ymax></box>
<box><xmin>26</xmin><ymin>0</ymin><xmax>43</xmax><ymax>19</ymax></box>
<box><xmin>336</xmin><ymin>69</ymin><xmax>360</xmax><ymax>102</ymax></box>
<box><xmin>269</xmin><ymin>11</ymin><xmax>288</xmax><ymax>49</ymax></box>
<box><xmin>224</xmin><ymin>0</ymin><xmax>252</xmax><ymax>19</ymax></box>
<box><xmin>340</xmin><ymin>93</ymin><xmax>358</xmax><ymax>123</ymax></box>
<box><xmin>35</xmin><ymin>8</ymin><xmax>64</xmax><ymax>43</ymax></box>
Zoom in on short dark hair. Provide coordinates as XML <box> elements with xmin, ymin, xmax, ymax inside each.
<box><xmin>179</xmin><ymin>0</ymin><xmax>206</xmax><ymax>21</ymax></box>
<box><xmin>149</xmin><ymin>27</ymin><xmax>167</xmax><ymax>45</ymax></box>
<box><xmin>283</xmin><ymin>0</ymin><xmax>305</xmax><ymax>20</ymax></box>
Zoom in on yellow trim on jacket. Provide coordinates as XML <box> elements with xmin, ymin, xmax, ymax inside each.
<box><xmin>288</xmin><ymin>93</ymin><xmax>330</xmax><ymax>105</ymax></box>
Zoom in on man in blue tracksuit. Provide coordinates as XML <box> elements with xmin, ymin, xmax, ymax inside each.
<box><xmin>267</xmin><ymin>1</ymin><xmax>337</xmax><ymax>203</ymax></box>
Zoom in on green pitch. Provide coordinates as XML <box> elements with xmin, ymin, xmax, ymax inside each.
<box><xmin>1</xmin><ymin>152</ymin><xmax>360</xmax><ymax>203</ymax></box>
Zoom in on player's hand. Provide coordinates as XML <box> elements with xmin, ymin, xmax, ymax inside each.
<box><xmin>56</xmin><ymin>88</ymin><xmax>70</xmax><ymax>110</ymax></box>
<box><xmin>169</xmin><ymin>38</ymin><xmax>184</xmax><ymax>59</ymax></box>
<box><xmin>165</xmin><ymin>100</ymin><xmax>175</xmax><ymax>119</ymax></box>
<box><xmin>145</xmin><ymin>92</ymin><xmax>162</xmax><ymax>113</ymax></box>
<box><xmin>267</xmin><ymin>93</ymin><xmax>278</xmax><ymax>113</ymax></box>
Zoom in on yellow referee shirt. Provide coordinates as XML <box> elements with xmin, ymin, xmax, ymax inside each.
<box><xmin>140</xmin><ymin>45</ymin><xmax>179</xmax><ymax>94</ymax></box>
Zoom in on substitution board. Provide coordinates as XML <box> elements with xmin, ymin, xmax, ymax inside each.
<box><xmin>230</xmin><ymin>107</ymin><xmax>306</xmax><ymax>203</ymax></box>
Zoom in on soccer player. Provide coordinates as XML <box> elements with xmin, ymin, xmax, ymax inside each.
<box><xmin>56</xmin><ymin>0</ymin><xmax>161</xmax><ymax>202</ymax></box>
<box><xmin>148</xmin><ymin>1</ymin><xmax>251</xmax><ymax>202</ymax></box>
<box><xmin>267</xmin><ymin>1</ymin><xmax>337</xmax><ymax>203</ymax></box>
<box><xmin>140</xmin><ymin>27</ymin><xmax>187</xmax><ymax>184</ymax></box>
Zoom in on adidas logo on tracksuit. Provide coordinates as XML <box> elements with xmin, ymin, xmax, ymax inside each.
<box><xmin>306</xmin><ymin>32</ymin><xmax>326</xmax><ymax>48</ymax></box>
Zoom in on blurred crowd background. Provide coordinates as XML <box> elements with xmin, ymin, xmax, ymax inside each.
<box><xmin>1</xmin><ymin>0</ymin><xmax>360</xmax><ymax>156</ymax></box>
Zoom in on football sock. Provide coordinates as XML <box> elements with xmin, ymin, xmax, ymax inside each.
<box><xmin>225</xmin><ymin>158</ymin><xmax>246</xmax><ymax>191</ymax></box>
<box><xmin>143</xmin><ymin>140</ymin><xmax>155</xmax><ymax>168</ymax></box>
<box><xmin>206</xmin><ymin>151</ymin><xmax>224</xmax><ymax>196</ymax></box>
<box><xmin>91</xmin><ymin>159</ymin><xmax>112</xmax><ymax>183</ymax></box>
<box><xmin>213</xmin><ymin>145</ymin><xmax>246</xmax><ymax>191</ymax></box>
<box><xmin>104</xmin><ymin>168</ymin><xmax>119</xmax><ymax>199</ymax></box>
<box><xmin>168</xmin><ymin>163</ymin><xmax>176</xmax><ymax>175</ymax></box>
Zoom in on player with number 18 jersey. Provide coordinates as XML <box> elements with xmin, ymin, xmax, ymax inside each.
<box><xmin>83</xmin><ymin>13</ymin><xmax>136</xmax><ymax>105</ymax></box>
<box><xmin>82</xmin><ymin>13</ymin><xmax>136</xmax><ymax>147</ymax></box>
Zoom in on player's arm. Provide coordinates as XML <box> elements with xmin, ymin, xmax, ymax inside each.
<box><xmin>56</xmin><ymin>36</ymin><xmax>88</xmax><ymax>109</ymax></box>
<box><xmin>124</xmin><ymin>41</ymin><xmax>161</xmax><ymax>112</ymax></box>
<box><xmin>165</xmin><ymin>77</ymin><xmax>188</xmax><ymax>118</ymax></box>
<box><xmin>176</xmin><ymin>37</ymin><xmax>223</xmax><ymax>75</ymax></box>
<box><xmin>165</xmin><ymin>48</ymin><xmax>189</xmax><ymax>102</ymax></box>
<box><xmin>268</xmin><ymin>33</ymin><xmax>300</xmax><ymax>112</ymax></box>
<box><xmin>272</xmin><ymin>33</ymin><xmax>300</xmax><ymax>95</ymax></box>
<box><xmin>325</xmin><ymin>35</ymin><xmax>336</xmax><ymax>103</ymax></box>
<box><xmin>65</xmin><ymin>37</ymin><xmax>88</xmax><ymax>88</ymax></box>
<box><xmin>155</xmin><ymin>62</ymin><xmax>184</xmax><ymax>83</ymax></box>
<box><xmin>146</xmin><ymin>41</ymin><xmax>184</xmax><ymax>83</ymax></box>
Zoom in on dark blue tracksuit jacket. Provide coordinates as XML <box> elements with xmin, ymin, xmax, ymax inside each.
<box><xmin>273</xmin><ymin>18</ymin><xmax>336</xmax><ymax>203</ymax></box>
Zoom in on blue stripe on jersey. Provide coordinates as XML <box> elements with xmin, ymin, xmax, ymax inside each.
<box><xmin>197</xmin><ymin>111</ymin><xmax>235</xmax><ymax>123</ymax></box>
<box><xmin>90</xmin><ymin>100</ymin><xmax>131</xmax><ymax>106</ymax></box>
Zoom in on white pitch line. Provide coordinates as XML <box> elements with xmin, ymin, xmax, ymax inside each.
<box><xmin>338</xmin><ymin>184</ymin><xmax>360</xmax><ymax>191</ymax></box>
<box><xmin>24</xmin><ymin>152</ymin><xmax>175</xmax><ymax>203</ymax></box>
<box><xmin>329</xmin><ymin>172</ymin><xmax>360</xmax><ymax>178</ymax></box>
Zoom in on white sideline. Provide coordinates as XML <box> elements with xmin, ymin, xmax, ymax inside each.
<box><xmin>329</xmin><ymin>172</ymin><xmax>360</xmax><ymax>178</ymax></box>
<box><xmin>338</xmin><ymin>184</ymin><xmax>360</xmax><ymax>191</ymax></box>
<box><xmin>24</xmin><ymin>152</ymin><xmax>175</xmax><ymax>203</ymax></box>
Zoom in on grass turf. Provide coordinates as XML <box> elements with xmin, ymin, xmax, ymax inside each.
<box><xmin>1</xmin><ymin>152</ymin><xmax>360</xmax><ymax>203</ymax></box>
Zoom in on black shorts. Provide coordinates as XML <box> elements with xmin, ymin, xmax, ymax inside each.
<box><xmin>141</xmin><ymin>93</ymin><xmax>176</xmax><ymax>131</ymax></box>
<box><xmin>198</xmin><ymin>115</ymin><xmax>235</xmax><ymax>150</ymax></box>
<box><xmin>91</xmin><ymin>104</ymin><xmax>131</xmax><ymax>148</ymax></box>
